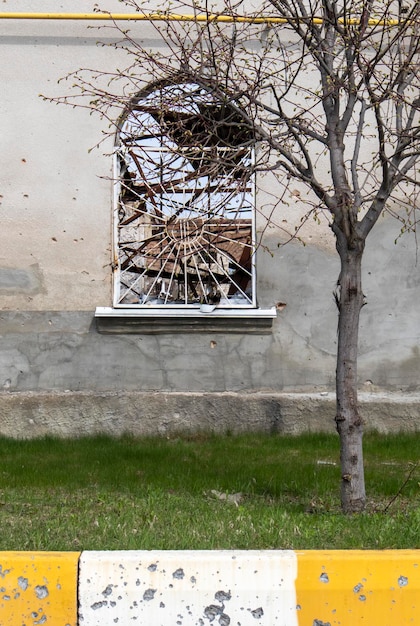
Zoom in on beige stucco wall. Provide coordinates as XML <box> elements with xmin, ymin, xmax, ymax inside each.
<box><xmin>0</xmin><ymin>2</ymin><xmax>162</xmax><ymax>310</ymax></box>
<box><xmin>0</xmin><ymin>2</ymin><xmax>339</xmax><ymax>312</ymax></box>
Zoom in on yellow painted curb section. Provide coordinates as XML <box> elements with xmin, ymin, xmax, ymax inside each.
<box><xmin>296</xmin><ymin>550</ymin><xmax>420</xmax><ymax>625</ymax></box>
<box><xmin>0</xmin><ymin>551</ymin><xmax>80</xmax><ymax>626</ymax></box>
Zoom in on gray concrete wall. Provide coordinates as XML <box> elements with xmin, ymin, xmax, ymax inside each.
<box><xmin>0</xmin><ymin>390</ymin><xmax>419</xmax><ymax>439</ymax></box>
<box><xmin>1</xmin><ymin>213</ymin><xmax>419</xmax><ymax>436</ymax></box>
<box><xmin>1</xmin><ymin>214</ymin><xmax>420</xmax><ymax>435</ymax></box>
<box><xmin>0</xmin><ymin>7</ymin><xmax>419</xmax><ymax>436</ymax></box>
<box><xmin>1</xmin><ymin>217</ymin><xmax>418</xmax><ymax>397</ymax></box>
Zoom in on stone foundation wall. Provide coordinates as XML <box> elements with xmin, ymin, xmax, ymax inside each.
<box><xmin>0</xmin><ymin>391</ymin><xmax>418</xmax><ymax>439</ymax></box>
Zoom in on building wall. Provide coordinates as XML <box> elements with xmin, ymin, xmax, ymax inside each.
<box><xmin>1</xmin><ymin>4</ymin><xmax>419</xmax><ymax>435</ymax></box>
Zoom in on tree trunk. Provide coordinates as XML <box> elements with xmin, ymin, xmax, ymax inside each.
<box><xmin>335</xmin><ymin>238</ymin><xmax>366</xmax><ymax>513</ymax></box>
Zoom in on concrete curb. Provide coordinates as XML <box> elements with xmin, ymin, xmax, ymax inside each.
<box><xmin>0</xmin><ymin>550</ymin><xmax>419</xmax><ymax>625</ymax></box>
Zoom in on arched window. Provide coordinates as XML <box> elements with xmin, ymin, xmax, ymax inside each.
<box><xmin>113</xmin><ymin>81</ymin><xmax>256</xmax><ymax>309</ymax></box>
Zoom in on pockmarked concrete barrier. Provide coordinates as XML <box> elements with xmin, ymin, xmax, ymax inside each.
<box><xmin>0</xmin><ymin>551</ymin><xmax>79</xmax><ymax>625</ymax></box>
<box><xmin>0</xmin><ymin>550</ymin><xmax>419</xmax><ymax>625</ymax></box>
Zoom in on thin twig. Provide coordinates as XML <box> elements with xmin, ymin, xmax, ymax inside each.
<box><xmin>382</xmin><ymin>461</ymin><xmax>418</xmax><ymax>513</ymax></box>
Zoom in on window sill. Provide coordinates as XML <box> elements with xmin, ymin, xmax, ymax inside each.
<box><xmin>95</xmin><ymin>306</ymin><xmax>276</xmax><ymax>334</ymax></box>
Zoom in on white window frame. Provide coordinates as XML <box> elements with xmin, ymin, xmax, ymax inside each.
<box><xmin>96</xmin><ymin>82</ymin><xmax>276</xmax><ymax>327</ymax></box>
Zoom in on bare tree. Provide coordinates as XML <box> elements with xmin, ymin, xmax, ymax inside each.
<box><xmin>48</xmin><ymin>0</ymin><xmax>420</xmax><ymax>513</ymax></box>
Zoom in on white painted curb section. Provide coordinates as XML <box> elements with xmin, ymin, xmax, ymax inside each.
<box><xmin>79</xmin><ymin>550</ymin><xmax>298</xmax><ymax>626</ymax></box>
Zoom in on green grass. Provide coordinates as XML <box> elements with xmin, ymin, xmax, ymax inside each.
<box><xmin>0</xmin><ymin>432</ymin><xmax>418</xmax><ymax>551</ymax></box>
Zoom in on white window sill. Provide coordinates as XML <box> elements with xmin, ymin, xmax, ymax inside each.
<box><xmin>95</xmin><ymin>306</ymin><xmax>277</xmax><ymax>334</ymax></box>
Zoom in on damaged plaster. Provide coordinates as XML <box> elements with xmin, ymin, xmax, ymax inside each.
<box><xmin>0</xmin><ymin>264</ymin><xmax>45</xmax><ymax>295</ymax></box>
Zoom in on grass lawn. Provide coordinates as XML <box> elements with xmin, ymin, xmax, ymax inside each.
<box><xmin>0</xmin><ymin>432</ymin><xmax>418</xmax><ymax>551</ymax></box>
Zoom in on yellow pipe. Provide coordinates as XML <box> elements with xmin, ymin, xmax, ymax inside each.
<box><xmin>0</xmin><ymin>12</ymin><xmax>401</xmax><ymax>26</ymax></box>
<box><xmin>0</xmin><ymin>12</ymin><xmax>292</xmax><ymax>22</ymax></box>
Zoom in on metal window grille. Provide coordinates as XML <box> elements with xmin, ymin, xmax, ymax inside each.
<box><xmin>113</xmin><ymin>82</ymin><xmax>256</xmax><ymax>308</ymax></box>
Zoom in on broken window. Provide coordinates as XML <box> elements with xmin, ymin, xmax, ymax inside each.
<box><xmin>114</xmin><ymin>81</ymin><xmax>256</xmax><ymax>308</ymax></box>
